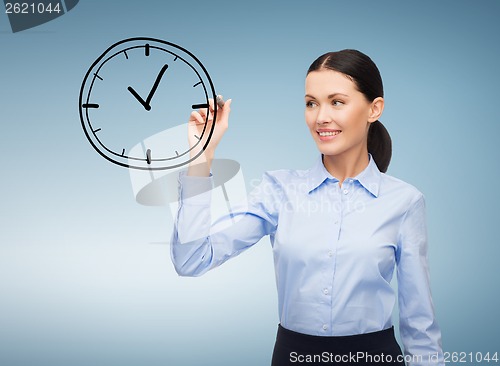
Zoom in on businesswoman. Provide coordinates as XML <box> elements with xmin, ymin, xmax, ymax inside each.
<box><xmin>171</xmin><ymin>49</ymin><xmax>444</xmax><ymax>365</ymax></box>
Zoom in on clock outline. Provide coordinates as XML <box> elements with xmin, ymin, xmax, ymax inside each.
<box><xmin>79</xmin><ymin>37</ymin><xmax>217</xmax><ymax>170</ymax></box>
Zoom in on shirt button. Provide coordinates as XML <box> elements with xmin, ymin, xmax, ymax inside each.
<box><xmin>328</xmin><ymin>250</ymin><xmax>333</xmax><ymax>257</ymax></box>
<box><xmin>323</xmin><ymin>288</ymin><xmax>329</xmax><ymax>295</ymax></box>
<box><xmin>322</xmin><ymin>324</ymin><xmax>328</xmax><ymax>331</ymax></box>
<box><xmin>343</xmin><ymin>189</ymin><xmax>349</xmax><ymax>195</ymax></box>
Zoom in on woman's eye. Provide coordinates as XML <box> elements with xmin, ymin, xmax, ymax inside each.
<box><xmin>306</xmin><ymin>101</ymin><xmax>317</xmax><ymax>108</ymax></box>
<box><xmin>332</xmin><ymin>100</ymin><xmax>344</xmax><ymax>106</ymax></box>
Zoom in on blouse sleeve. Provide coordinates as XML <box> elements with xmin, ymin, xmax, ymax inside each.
<box><xmin>396</xmin><ymin>193</ymin><xmax>444</xmax><ymax>366</ymax></box>
<box><xmin>170</xmin><ymin>171</ymin><xmax>281</xmax><ymax>277</ymax></box>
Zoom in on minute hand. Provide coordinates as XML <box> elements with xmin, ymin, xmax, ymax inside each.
<box><xmin>128</xmin><ymin>64</ymin><xmax>169</xmax><ymax>111</ymax></box>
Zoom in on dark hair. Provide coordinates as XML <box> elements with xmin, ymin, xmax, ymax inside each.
<box><xmin>307</xmin><ymin>49</ymin><xmax>392</xmax><ymax>173</ymax></box>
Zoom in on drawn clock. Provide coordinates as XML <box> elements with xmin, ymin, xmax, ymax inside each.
<box><xmin>79</xmin><ymin>37</ymin><xmax>217</xmax><ymax>170</ymax></box>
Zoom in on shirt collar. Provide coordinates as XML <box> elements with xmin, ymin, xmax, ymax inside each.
<box><xmin>306</xmin><ymin>153</ymin><xmax>381</xmax><ymax>198</ymax></box>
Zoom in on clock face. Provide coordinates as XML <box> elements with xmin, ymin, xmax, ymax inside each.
<box><xmin>79</xmin><ymin>37</ymin><xmax>217</xmax><ymax>170</ymax></box>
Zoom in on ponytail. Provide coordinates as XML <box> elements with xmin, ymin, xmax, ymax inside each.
<box><xmin>368</xmin><ymin>120</ymin><xmax>392</xmax><ymax>173</ymax></box>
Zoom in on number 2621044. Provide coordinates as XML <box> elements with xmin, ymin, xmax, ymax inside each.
<box><xmin>5</xmin><ymin>2</ymin><xmax>62</xmax><ymax>14</ymax></box>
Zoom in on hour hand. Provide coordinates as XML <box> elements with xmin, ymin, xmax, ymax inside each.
<box><xmin>127</xmin><ymin>64</ymin><xmax>169</xmax><ymax>111</ymax></box>
<box><xmin>127</xmin><ymin>86</ymin><xmax>151</xmax><ymax>111</ymax></box>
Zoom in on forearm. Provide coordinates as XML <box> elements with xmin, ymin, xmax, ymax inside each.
<box><xmin>170</xmin><ymin>172</ymin><xmax>215</xmax><ymax>276</ymax></box>
<box><xmin>187</xmin><ymin>151</ymin><xmax>213</xmax><ymax>177</ymax></box>
<box><xmin>170</xmin><ymin>171</ymin><xmax>279</xmax><ymax>277</ymax></box>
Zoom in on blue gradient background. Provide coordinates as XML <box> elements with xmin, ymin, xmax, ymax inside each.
<box><xmin>1</xmin><ymin>1</ymin><xmax>499</xmax><ymax>365</ymax></box>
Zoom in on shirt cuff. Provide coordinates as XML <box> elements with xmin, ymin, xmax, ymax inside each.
<box><xmin>178</xmin><ymin>171</ymin><xmax>214</xmax><ymax>204</ymax></box>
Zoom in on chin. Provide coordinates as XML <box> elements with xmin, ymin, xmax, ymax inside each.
<box><xmin>316</xmin><ymin>143</ymin><xmax>342</xmax><ymax>157</ymax></box>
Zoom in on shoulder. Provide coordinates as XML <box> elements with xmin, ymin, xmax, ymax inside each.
<box><xmin>263</xmin><ymin>167</ymin><xmax>310</xmax><ymax>183</ymax></box>
<box><xmin>249</xmin><ymin>167</ymin><xmax>311</xmax><ymax>201</ymax></box>
<box><xmin>379</xmin><ymin>172</ymin><xmax>425</xmax><ymax>208</ymax></box>
<box><xmin>259</xmin><ymin>166</ymin><xmax>312</xmax><ymax>192</ymax></box>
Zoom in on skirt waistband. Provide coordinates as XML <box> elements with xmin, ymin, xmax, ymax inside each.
<box><xmin>276</xmin><ymin>324</ymin><xmax>398</xmax><ymax>353</ymax></box>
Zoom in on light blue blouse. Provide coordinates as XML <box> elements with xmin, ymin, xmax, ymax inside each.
<box><xmin>171</xmin><ymin>153</ymin><xmax>444</xmax><ymax>364</ymax></box>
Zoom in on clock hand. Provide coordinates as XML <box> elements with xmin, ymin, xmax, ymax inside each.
<box><xmin>145</xmin><ymin>64</ymin><xmax>169</xmax><ymax>105</ymax></box>
<box><xmin>127</xmin><ymin>86</ymin><xmax>151</xmax><ymax>111</ymax></box>
<box><xmin>127</xmin><ymin>64</ymin><xmax>169</xmax><ymax>111</ymax></box>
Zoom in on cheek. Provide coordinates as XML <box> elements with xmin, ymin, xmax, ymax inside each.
<box><xmin>304</xmin><ymin>110</ymin><xmax>316</xmax><ymax>129</ymax></box>
<box><xmin>342</xmin><ymin>107</ymin><xmax>368</xmax><ymax>130</ymax></box>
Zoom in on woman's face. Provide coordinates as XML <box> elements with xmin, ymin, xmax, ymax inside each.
<box><xmin>305</xmin><ymin>70</ymin><xmax>379</xmax><ymax>159</ymax></box>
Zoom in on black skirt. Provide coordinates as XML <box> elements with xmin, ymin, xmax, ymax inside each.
<box><xmin>271</xmin><ymin>324</ymin><xmax>405</xmax><ymax>366</ymax></box>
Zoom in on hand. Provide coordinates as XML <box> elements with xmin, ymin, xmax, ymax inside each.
<box><xmin>127</xmin><ymin>64</ymin><xmax>169</xmax><ymax>111</ymax></box>
<box><xmin>187</xmin><ymin>96</ymin><xmax>232</xmax><ymax>176</ymax></box>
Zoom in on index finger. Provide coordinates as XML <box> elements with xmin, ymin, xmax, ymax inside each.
<box><xmin>208</xmin><ymin>96</ymin><xmax>225</xmax><ymax>120</ymax></box>
<box><xmin>207</xmin><ymin>98</ymin><xmax>216</xmax><ymax>115</ymax></box>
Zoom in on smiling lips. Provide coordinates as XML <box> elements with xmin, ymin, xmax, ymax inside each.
<box><xmin>317</xmin><ymin>129</ymin><xmax>341</xmax><ymax>141</ymax></box>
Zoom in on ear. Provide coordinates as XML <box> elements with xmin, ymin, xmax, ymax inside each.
<box><xmin>368</xmin><ymin>97</ymin><xmax>384</xmax><ymax>122</ymax></box>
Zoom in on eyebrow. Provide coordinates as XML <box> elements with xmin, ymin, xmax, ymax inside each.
<box><xmin>304</xmin><ymin>93</ymin><xmax>349</xmax><ymax>99</ymax></box>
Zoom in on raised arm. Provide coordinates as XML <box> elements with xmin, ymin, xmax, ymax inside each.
<box><xmin>187</xmin><ymin>96</ymin><xmax>232</xmax><ymax>177</ymax></box>
<box><xmin>170</xmin><ymin>98</ymin><xmax>281</xmax><ymax>276</ymax></box>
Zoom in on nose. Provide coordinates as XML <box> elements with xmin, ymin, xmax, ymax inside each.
<box><xmin>316</xmin><ymin>104</ymin><xmax>333</xmax><ymax>125</ymax></box>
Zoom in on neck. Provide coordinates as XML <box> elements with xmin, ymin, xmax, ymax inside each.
<box><xmin>322</xmin><ymin>148</ymin><xmax>370</xmax><ymax>187</ymax></box>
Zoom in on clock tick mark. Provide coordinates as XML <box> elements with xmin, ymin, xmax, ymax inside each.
<box><xmin>194</xmin><ymin>134</ymin><xmax>201</xmax><ymax>140</ymax></box>
<box><xmin>193</xmin><ymin>81</ymin><xmax>202</xmax><ymax>88</ymax></box>
<box><xmin>94</xmin><ymin>73</ymin><xmax>103</xmax><ymax>81</ymax></box>
<box><xmin>146</xmin><ymin>149</ymin><xmax>152</xmax><ymax>164</ymax></box>
<box><xmin>93</xmin><ymin>128</ymin><xmax>101</xmax><ymax>133</ymax></box>
<box><xmin>121</xmin><ymin>149</ymin><xmax>125</xmax><ymax>156</ymax></box>
<box><xmin>175</xmin><ymin>150</ymin><xmax>179</xmax><ymax>156</ymax></box>
<box><xmin>145</xmin><ymin>43</ymin><xmax>150</xmax><ymax>56</ymax></box>
<box><xmin>192</xmin><ymin>103</ymin><xmax>209</xmax><ymax>109</ymax></box>
<box><xmin>174</xmin><ymin>56</ymin><xmax>178</xmax><ymax>61</ymax></box>
<box><xmin>123</xmin><ymin>50</ymin><xmax>129</xmax><ymax>59</ymax></box>
<box><xmin>82</xmin><ymin>103</ymin><xmax>99</xmax><ymax>109</ymax></box>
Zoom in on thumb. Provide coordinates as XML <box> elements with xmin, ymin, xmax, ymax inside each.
<box><xmin>222</xmin><ymin>98</ymin><xmax>232</xmax><ymax>112</ymax></box>
<box><xmin>217</xmin><ymin>98</ymin><xmax>232</xmax><ymax>124</ymax></box>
